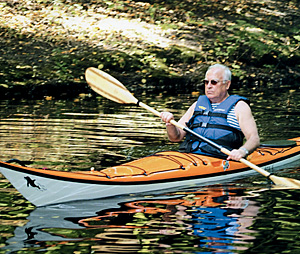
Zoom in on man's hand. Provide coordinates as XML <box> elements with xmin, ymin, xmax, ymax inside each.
<box><xmin>160</xmin><ymin>112</ymin><xmax>175</xmax><ymax>126</ymax></box>
<box><xmin>227</xmin><ymin>148</ymin><xmax>247</xmax><ymax>161</ymax></box>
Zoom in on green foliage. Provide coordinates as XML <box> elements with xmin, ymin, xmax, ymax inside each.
<box><xmin>0</xmin><ymin>0</ymin><xmax>299</xmax><ymax>98</ymax></box>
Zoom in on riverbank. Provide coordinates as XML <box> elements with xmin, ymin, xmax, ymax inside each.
<box><xmin>0</xmin><ymin>0</ymin><xmax>299</xmax><ymax>99</ymax></box>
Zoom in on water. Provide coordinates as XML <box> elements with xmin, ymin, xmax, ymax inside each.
<box><xmin>0</xmin><ymin>97</ymin><xmax>171</xmax><ymax>171</ymax></box>
<box><xmin>1</xmin><ymin>87</ymin><xmax>300</xmax><ymax>253</ymax></box>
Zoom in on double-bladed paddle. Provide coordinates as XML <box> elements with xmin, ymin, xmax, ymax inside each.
<box><xmin>85</xmin><ymin>67</ymin><xmax>300</xmax><ymax>188</ymax></box>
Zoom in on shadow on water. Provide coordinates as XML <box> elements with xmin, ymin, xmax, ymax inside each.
<box><xmin>1</xmin><ymin>86</ymin><xmax>300</xmax><ymax>253</ymax></box>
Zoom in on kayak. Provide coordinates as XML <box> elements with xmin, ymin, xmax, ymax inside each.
<box><xmin>1</xmin><ymin>137</ymin><xmax>300</xmax><ymax>207</ymax></box>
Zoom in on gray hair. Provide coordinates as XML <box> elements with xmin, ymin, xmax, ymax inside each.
<box><xmin>206</xmin><ymin>64</ymin><xmax>232</xmax><ymax>81</ymax></box>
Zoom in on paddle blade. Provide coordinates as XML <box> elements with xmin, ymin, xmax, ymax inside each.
<box><xmin>85</xmin><ymin>67</ymin><xmax>138</xmax><ymax>104</ymax></box>
<box><xmin>269</xmin><ymin>175</ymin><xmax>300</xmax><ymax>188</ymax></box>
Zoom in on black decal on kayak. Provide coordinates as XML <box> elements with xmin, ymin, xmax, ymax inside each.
<box><xmin>24</xmin><ymin>176</ymin><xmax>41</xmax><ymax>189</ymax></box>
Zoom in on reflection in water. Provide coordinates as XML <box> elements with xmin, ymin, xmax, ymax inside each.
<box><xmin>3</xmin><ymin>185</ymin><xmax>262</xmax><ymax>253</ymax></box>
<box><xmin>2</xmin><ymin>183</ymin><xmax>300</xmax><ymax>253</ymax></box>
<box><xmin>77</xmin><ymin>186</ymin><xmax>261</xmax><ymax>253</ymax></box>
<box><xmin>244</xmin><ymin>88</ymin><xmax>300</xmax><ymax>140</ymax></box>
<box><xmin>4</xmin><ymin>185</ymin><xmax>300</xmax><ymax>253</ymax></box>
<box><xmin>0</xmin><ymin>98</ymin><xmax>176</xmax><ymax>171</ymax></box>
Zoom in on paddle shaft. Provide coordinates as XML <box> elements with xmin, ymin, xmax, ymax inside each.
<box><xmin>139</xmin><ymin>101</ymin><xmax>270</xmax><ymax>177</ymax></box>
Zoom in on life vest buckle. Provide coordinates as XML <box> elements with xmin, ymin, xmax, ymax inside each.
<box><xmin>201</xmin><ymin>122</ymin><xmax>208</xmax><ymax>128</ymax></box>
<box><xmin>203</xmin><ymin>110</ymin><xmax>210</xmax><ymax>116</ymax></box>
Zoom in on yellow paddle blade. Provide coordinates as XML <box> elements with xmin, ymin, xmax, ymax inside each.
<box><xmin>85</xmin><ymin>67</ymin><xmax>138</xmax><ymax>104</ymax></box>
<box><xmin>269</xmin><ymin>175</ymin><xmax>300</xmax><ymax>188</ymax></box>
<box><xmin>239</xmin><ymin>157</ymin><xmax>300</xmax><ymax>188</ymax></box>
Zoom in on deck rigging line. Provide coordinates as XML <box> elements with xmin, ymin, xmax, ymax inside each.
<box><xmin>258</xmin><ymin>143</ymin><xmax>300</xmax><ymax>156</ymax></box>
<box><xmin>99</xmin><ymin>151</ymin><xmax>207</xmax><ymax>179</ymax></box>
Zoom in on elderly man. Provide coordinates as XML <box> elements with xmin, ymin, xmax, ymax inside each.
<box><xmin>160</xmin><ymin>64</ymin><xmax>260</xmax><ymax>161</ymax></box>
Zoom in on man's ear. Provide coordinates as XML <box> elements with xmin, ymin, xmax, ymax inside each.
<box><xmin>226</xmin><ymin>81</ymin><xmax>231</xmax><ymax>90</ymax></box>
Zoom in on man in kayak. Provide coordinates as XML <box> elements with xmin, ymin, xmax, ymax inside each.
<box><xmin>160</xmin><ymin>64</ymin><xmax>260</xmax><ymax>161</ymax></box>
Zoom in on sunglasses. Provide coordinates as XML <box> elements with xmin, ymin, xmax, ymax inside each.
<box><xmin>203</xmin><ymin>80</ymin><xmax>227</xmax><ymax>85</ymax></box>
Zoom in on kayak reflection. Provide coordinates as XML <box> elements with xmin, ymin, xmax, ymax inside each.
<box><xmin>78</xmin><ymin>186</ymin><xmax>260</xmax><ymax>252</ymax></box>
<box><xmin>4</xmin><ymin>185</ymin><xmax>263</xmax><ymax>253</ymax></box>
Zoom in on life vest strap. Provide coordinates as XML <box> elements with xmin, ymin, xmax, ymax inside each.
<box><xmin>193</xmin><ymin>110</ymin><xmax>227</xmax><ymax>119</ymax></box>
<box><xmin>189</xmin><ymin>122</ymin><xmax>242</xmax><ymax>134</ymax></box>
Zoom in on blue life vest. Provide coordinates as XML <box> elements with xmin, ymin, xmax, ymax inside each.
<box><xmin>179</xmin><ymin>95</ymin><xmax>249</xmax><ymax>158</ymax></box>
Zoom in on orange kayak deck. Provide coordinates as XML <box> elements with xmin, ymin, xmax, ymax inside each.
<box><xmin>76</xmin><ymin>137</ymin><xmax>300</xmax><ymax>182</ymax></box>
<box><xmin>2</xmin><ymin>138</ymin><xmax>299</xmax><ymax>184</ymax></box>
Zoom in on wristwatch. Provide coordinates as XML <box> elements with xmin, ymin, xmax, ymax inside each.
<box><xmin>239</xmin><ymin>147</ymin><xmax>249</xmax><ymax>157</ymax></box>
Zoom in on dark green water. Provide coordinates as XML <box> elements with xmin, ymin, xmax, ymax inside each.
<box><xmin>1</xmin><ymin>87</ymin><xmax>300</xmax><ymax>253</ymax></box>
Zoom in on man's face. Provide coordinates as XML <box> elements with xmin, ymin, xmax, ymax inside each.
<box><xmin>204</xmin><ymin>68</ymin><xmax>230</xmax><ymax>103</ymax></box>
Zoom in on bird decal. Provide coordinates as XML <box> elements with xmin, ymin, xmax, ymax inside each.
<box><xmin>24</xmin><ymin>176</ymin><xmax>41</xmax><ymax>189</ymax></box>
